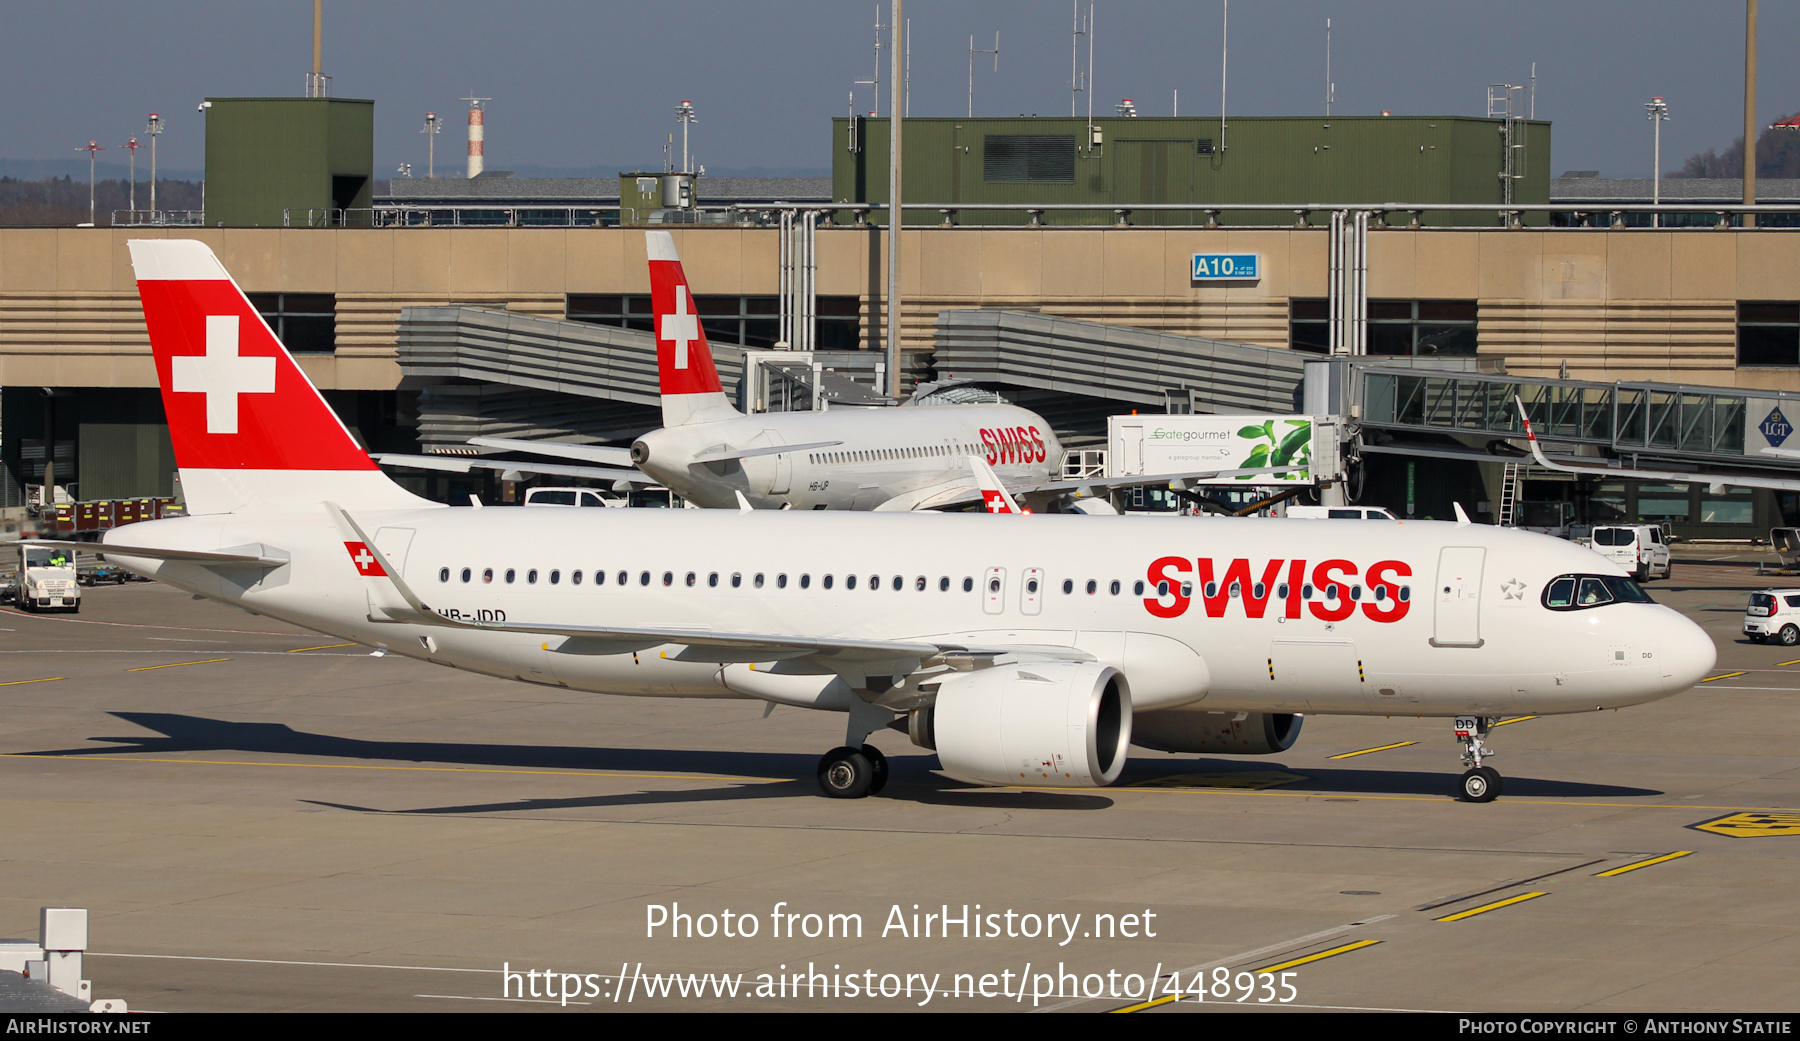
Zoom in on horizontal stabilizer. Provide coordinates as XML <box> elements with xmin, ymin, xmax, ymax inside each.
<box><xmin>467</xmin><ymin>437</ymin><xmax>636</xmax><ymax>467</ymax></box>
<box><xmin>692</xmin><ymin>440</ymin><xmax>843</xmax><ymax>464</ymax></box>
<box><xmin>373</xmin><ymin>454</ymin><xmax>642</xmax><ymax>483</ymax></box>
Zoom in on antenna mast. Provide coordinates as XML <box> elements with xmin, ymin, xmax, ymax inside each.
<box><xmin>1071</xmin><ymin>2</ymin><xmax>1090</xmax><ymax>117</ymax></box>
<box><xmin>968</xmin><ymin>32</ymin><xmax>999</xmax><ymax>118</ymax></box>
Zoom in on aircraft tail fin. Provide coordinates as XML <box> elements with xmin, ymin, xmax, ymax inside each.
<box><xmin>647</xmin><ymin>230</ymin><xmax>740</xmax><ymax>427</ymax></box>
<box><xmin>129</xmin><ymin>239</ymin><xmax>434</xmax><ymax>515</ymax></box>
<box><xmin>968</xmin><ymin>455</ymin><xmax>1024</xmax><ymax>514</ymax></box>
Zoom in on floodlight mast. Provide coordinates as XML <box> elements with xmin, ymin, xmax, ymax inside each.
<box><xmin>145</xmin><ymin>114</ymin><xmax>163</xmax><ymax>215</ymax></box>
<box><xmin>421</xmin><ymin>112</ymin><xmax>441</xmax><ymax>178</ymax></box>
<box><xmin>122</xmin><ymin>137</ymin><xmax>140</xmax><ymax>212</ymax></box>
<box><xmin>1646</xmin><ymin>96</ymin><xmax>1670</xmax><ymax>228</ymax></box>
<box><xmin>76</xmin><ymin>142</ymin><xmax>104</xmax><ymax>225</ymax></box>
<box><xmin>676</xmin><ymin>100</ymin><xmax>697</xmax><ymax>174</ymax></box>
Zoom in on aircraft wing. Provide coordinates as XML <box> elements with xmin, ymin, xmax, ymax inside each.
<box><xmin>1516</xmin><ymin>399</ymin><xmax>1800</xmax><ymax>492</ymax></box>
<box><xmin>466</xmin><ymin>437</ymin><xmax>637</xmax><ymax>467</ymax></box>
<box><xmin>373</xmin><ymin>454</ymin><xmax>642</xmax><ymax>483</ymax></box>
<box><xmin>19</xmin><ymin>539</ymin><xmax>289</xmax><ymax>567</ymax></box>
<box><xmin>917</xmin><ymin>464</ymin><xmax>1321</xmax><ymax>511</ymax></box>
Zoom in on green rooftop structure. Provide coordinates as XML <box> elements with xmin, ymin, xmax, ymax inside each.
<box><xmin>832</xmin><ymin>115</ymin><xmax>1550</xmax><ymax>225</ymax></box>
<box><xmin>203</xmin><ymin>97</ymin><xmax>374</xmax><ymax>228</ymax></box>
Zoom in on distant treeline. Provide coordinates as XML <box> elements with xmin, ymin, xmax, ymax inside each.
<box><xmin>0</xmin><ymin>176</ymin><xmax>202</xmax><ymax>227</ymax></box>
<box><xmin>1671</xmin><ymin>115</ymin><xmax>1800</xmax><ymax>179</ymax></box>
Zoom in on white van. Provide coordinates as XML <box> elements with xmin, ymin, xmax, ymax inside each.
<box><xmin>523</xmin><ymin>487</ymin><xmax>619</xmax><ymax>508</ymax></box>
<box><xmin>1744</xmin><ymin>589</ymin><xmax>1800</xmax><ymax>644</ymax></box>
<box><xmin>1586</xmin><ymin>524</ymin><xmax>1672</xmax><ymax>581</ymax></box>
<box><xmin>1287</xmin><ymin>505</ymin><xmax>1396</xmax><ymax>520</ymax></box>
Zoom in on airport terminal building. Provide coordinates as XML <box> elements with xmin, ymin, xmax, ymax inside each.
<box><xmin>7</xmin><ymin>107</ymin><xmax>1800</xmax><ymax>539</ymax></box>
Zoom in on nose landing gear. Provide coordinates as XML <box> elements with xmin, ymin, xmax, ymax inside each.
<box><xmin>1455</xmin><ymin>716</ymin><xmax>1502</xmax><ymax>802</ymax></box>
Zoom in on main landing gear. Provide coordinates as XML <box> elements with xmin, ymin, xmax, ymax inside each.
<box><xmin>816</xmin><ymin>744</ymin><xmax>889</xmax><ymax>799</ymax></box>
<box><xmin>1455</xmin><ymin>716</ymin><xmax>1503</xmax><ymax>803</ymax></box>
<box><xmin>815</xmin><ymin>698</ymin><xmax>895</xmax><ymax>799</ymax></box>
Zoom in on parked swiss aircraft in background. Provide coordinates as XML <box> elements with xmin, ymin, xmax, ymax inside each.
<box><xmin>378</xmin><ymin>232</ymin><xmax>1288</xmax><ymax>512</ymax></box>
<box><xmin>34</xmin><ymin>238</ymin><xmax>1716</xmax><ymax>804</ymax></box>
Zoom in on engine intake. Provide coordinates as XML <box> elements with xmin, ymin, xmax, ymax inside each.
<box><xmin>1129</xmin><ymin>709</ymin><xmax>1303</xmax><ymax>755</ymax></box>
<box><xmin>914</xmin><ymin>662</ymin><xmax>1132</xmax><ymax>787</ymax></box>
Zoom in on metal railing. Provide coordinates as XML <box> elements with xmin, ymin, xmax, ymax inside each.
<box><xmin>268</xmin><ymin>201</ymin><xmax>1800</xmax><ymax>231</ymax></box>
<box><xmin>1360</xmin><ymin>367</ymin><xmax>1800</xmax><ymax>464</ymax></box>
<box><xmin>110</xmin><ymin>210</ymin><xmax>205</xmax><ymax>227</ymax></box>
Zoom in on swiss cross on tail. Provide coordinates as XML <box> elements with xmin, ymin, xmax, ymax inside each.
<box><xmin>645</xmin><ymin>231</ymin><xmax>724</xmax><ymax>397</ymax></box>
<box><xmin>128</xmin><ymin>239</ymin><xmax>376</xmax><ymax>473</ymax></box>
<box><xmin>344</xmin><ymin>542</ymin><xmax>386</xmax><ymax>577</ymax></box>
<box><xmin>968</xmin><ymin>455</ymin><xmax>1024</xmax><ymax>514</ymax></box>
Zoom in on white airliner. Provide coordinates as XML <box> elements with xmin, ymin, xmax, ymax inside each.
<box><xmin>35</xmin><ymin>238</ymin><xmax>1717</xmax><ymax>804</ymax></box>
<box><xmin>379</xmin><ymin>231</ymin><xmax>1288</xmax><ymax>513</ymax></box>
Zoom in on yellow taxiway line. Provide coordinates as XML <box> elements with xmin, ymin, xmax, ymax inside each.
<box><xmin>1327</xmin><ymin>741</ymin><xmax>1417</xmax><ymax>760</ymax></box>
<box><xmin>125</xmin><ymin>658</ymin><xmax>230</xmax><ymax>672</ymax></box>
<box><xmin>1254</xmin><ymin>939</ymin><xmax>1384</xmax><ymax>973</ymax></box>
<box><xmin>287</xmin><ymin>643</ymin><xmax>357</xmax><ymax>653</ymax></box>
<box><xmin>0</xmin><ymin>677</ymin><xmax>63</xmax><ymax>686</ymax></box>
<box><xmin>1702</xmin><ymin>672</ymin><xmax>1747</xmax><ymax>683</ymax></box>
<box><xmin>1595</xmin><ymin>851</ymin><xmax>1694</xmax><ymax>877</ymax></box>
<box><xmin>1434</xmin><ymin>892</ymin><xmax>1546</xmax><ymax>922</ymax></box>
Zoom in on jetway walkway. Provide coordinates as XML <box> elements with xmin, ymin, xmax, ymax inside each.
<box><xmin>1344</xmin><ymin>362</ymin><xmax>1800</xmax><ymax>474</ymax></box>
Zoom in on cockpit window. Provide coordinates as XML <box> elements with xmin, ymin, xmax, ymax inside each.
<box><xmin>1543</xmin><ymin>573</ymin><xmax>1652</xmax><ymax>611</ymax></box>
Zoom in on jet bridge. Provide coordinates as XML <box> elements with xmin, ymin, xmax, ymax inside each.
<box><xmin>1327</xmin><ymin>361</ymin><xmax>1800</xmax><ymax>477</ymax></box>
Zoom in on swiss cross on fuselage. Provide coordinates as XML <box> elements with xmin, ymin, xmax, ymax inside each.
<box><xmin>171</xmin><ymin>315</ymin><xmax>277</xmax><ymax>435</ymax></box>
<box><xmin>661</xmin><ymin>285</ymin><xmax>700</xmax><ymax>370</ymax></box>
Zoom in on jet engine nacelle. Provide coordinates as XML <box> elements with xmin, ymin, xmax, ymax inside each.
<box><xmin>915</xmin><ymin>661</ymin><xmax>1132</xmax><ymax>787</ymax></box>
<box><xmin>1129</xmin><ymin>709</ymin><xmax>1303</xmax><ymax>755</ymax></box>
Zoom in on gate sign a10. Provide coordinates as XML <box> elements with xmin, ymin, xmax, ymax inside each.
<box><xmin>1191</xmin><ymin>253</ymin><xmax>1260</xmax><ymax>281</ymax></box>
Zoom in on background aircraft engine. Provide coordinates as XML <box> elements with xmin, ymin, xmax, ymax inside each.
<box><xmin>1130</xmin><ymin>710</ymin><xmax>1303</xmax><ymax>755</ymax></box>
<box><xmin>921</xmin><ymin>662</ymin><xmax>1132</xmax><ymax>787</ymax></box>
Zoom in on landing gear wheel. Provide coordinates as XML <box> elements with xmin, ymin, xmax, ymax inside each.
<box><xmin>861</xmin><ymin>745</ymin><xmax>889</xmax><ymax>795</ymax></box>
<box><xmin>1781</xmin><ymin>625</ymin><xmax>1799</xmax><ymax>647</ymax></box>
<box><xmin>1459</xmin><ymin>766</ymin><xmax>1502</xmax><ymax>803</ymax></box>
<box><xmin>816</xmin><ymin>746</ymin><xmax>874</xmax><ymax>799</ymax></box>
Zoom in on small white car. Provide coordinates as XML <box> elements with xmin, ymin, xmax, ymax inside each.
<box><xmin>1743</xmin><ymin>589</ymin><xmax>1800</xmax><ymax>644</ymax></box>
<box><xmin>1587</xmin><ymin>524</ymin><xmax>1672</xmax><ymax>581</ymax></box>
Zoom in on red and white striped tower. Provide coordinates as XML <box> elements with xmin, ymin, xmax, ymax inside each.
<box><xmin>460</xmin><ymin>93</ymin><xmax>490</xmax><ymax>178</ymax></box>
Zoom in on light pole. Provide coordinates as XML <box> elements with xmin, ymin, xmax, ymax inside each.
<box><xmin>1646</xmin><ymin>96</ymin><xmax>1670</xmax><ymax>228</ymax></box>
<box><xmin>145</xmin><ymin>113</ymin><xmax>163</xmax><ymax>217</ymax></box>
<box><xmin>76</xmin><ymin>142</ymin><xmax>104</xmax><ymax>225</ymax></box>
<box><xmin>675</xmin><ymin>100</ymin><xmax>697</xmax><ymax>173</ymax></box>
<box><xmin>421</xmin><ymin>112</ymin><xmax>441</xmax><ymax>178</ymax></box>
<box><xmin>122</xmin><ymin>137</ymin><xmax>140</xmax><ymax>213</ymax></box>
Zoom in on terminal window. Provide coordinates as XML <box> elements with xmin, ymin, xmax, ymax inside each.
<box><xmin>246</xmin><ymin>293</ymin><xmax>335</xmax><ymax>353</ymax></box>
<box><xmin>1290</xmin><ymin>299</ymin><xmax>1476</xmax><ymax>356</ymax></box>
<box><xmin>1369</xmin><ymin>300</ymin><xmax>1477</xmax><ymax>357</ymax></box>
<box><xmin>983</xmin><ymin>135</ymin><xmax>1077</xmax><ymax>182</ymax></box>
<box><xmin>568</xmin><ymin>295</ymin><xmax>861</xmax><ymax>351</ymax></box>
<box><xmin>1737</xmin><ymin>302</ymin><xmax>1800</xmax><ymax>366</ymax></box>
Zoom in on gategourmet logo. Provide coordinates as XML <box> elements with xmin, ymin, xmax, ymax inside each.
<box><xmin>1148</xmin><ymin>428</ymin><xmax>1231</xmax><ymax>441</ymax></box>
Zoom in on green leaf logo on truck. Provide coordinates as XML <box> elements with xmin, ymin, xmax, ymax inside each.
<box><xmin>1235</xmin><ymin>419</ymin><xmax>1312</xmax><ymax>479</ymax></box>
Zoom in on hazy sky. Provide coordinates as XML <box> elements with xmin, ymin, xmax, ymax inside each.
<box><xmin>2</xmin><ymin>1</ymin><xmax>1791</xmax><ymax>179</ymax></box>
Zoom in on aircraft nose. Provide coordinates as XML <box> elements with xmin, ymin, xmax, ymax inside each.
<box><xmin>1660</xmin><ymin>611</ymin><xmax>1717</xmax><ymax>694</ymax></box>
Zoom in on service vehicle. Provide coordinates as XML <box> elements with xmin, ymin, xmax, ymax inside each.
<box><xmin>1743</xmin><ymin>589</ymin><xmax>1800</xmax><ymax>644</ymax></box>
<box><xmin>19</xmin><ymin>544</ymin><xmax>80</xmax><ymax>612</ymax></box>
<box><xmin>1585</xmin><ymin>524</ymin><xmax>1673</xmax><ymax>581</ymax></box>
<box><xmin>32</xmin><ymin>238</ymin><xmax>1719</xmax><ymax>808</ymax></box>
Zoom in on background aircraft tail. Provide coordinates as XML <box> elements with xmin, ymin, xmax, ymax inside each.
<box><xmin>647</xmin><ymin>231</ymin><xmax>740</xmax><ymax>427</ymax></box>
<box><xmin>130</xmin><ymin>239</ymin><xmax>433</xmax><ymax>515</ymax></box>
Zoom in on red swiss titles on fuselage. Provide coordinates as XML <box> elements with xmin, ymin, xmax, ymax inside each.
<box><xmin>979</xmin><ymin>426</ymin><xmax>1047</xmax><ymax>465</ymax></box>
<box><xmin>1143</xmin><ymin>557</ymin><xmax>1414</xmax><ymax>623</ymax></box>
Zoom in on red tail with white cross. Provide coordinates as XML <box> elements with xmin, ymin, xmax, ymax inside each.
<box><xmin>129</xmin><ymin>239</ymin><xmax>429</xmax><ymax>515</ymax></box>
<box><xmin>646</xmin><ymin>231</ymin><xmax>740</xmax><ymax>427</ymax></box>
